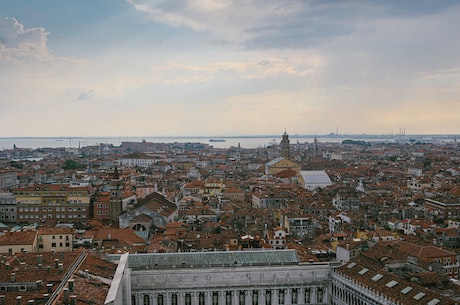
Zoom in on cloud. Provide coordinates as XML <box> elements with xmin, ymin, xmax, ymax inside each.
<box><xmin>0</xmin><ymin>17</ymin><xmax>51</xmax><ymax>63</ymax></box>
<box><xmin>126</xmin><ymin>0</ymin><xmax>459</xmax><ymax>50</ymax></box>
<box><xmin>76</xmin><ymin>90</ymin><xmax>95</xmax><ymax>101</ymax></box>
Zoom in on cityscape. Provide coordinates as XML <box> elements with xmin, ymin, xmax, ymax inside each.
<box><xmin>2</xmin><ymin>1</ymin><xmax>460</xmax><ymax>304</ymax></box>
<box><xmin>0</xmin><ymin>131</ymin><xmax>459</xmax><ymax>304</ymax></box>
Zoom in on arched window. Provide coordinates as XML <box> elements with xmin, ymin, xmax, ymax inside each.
<box><xmin>144</xmin><ymin>295</ymin><xmax>150</xmax><ymax>305</ymax></box>
<box><xmin>185</xmin><ymin>293</ymin><xmax>192</xmax><ymax>305</ymax></box>
<box><xmin>317</xmin><ymin>288</ymin><xmax>323</xmax><ymax>303</ymax></box>
<box><xmin>212</xmin><ymin>292</ymin><xmax>219</xmax><ymax>305</ymax></box>
<box><xmin>265</xmin><ymin>290</ymin><xmax>271</xmax><ymax>305</ymax></box>
<box><xmin>131</xmin><ymin>295</ymin><xmax>136</xmax><ymax>305</ymax></box>
<box><xmin>171</xmin><ymin>294</ymin><xmax>178</xmax><ymax>305</ymax></box>
<box><xmin>157</xmin><ymin>294</ymin><xmax>164</xmax><ymax>305</ymax></box>
<box><xmin>225</xmin><ymin>291</ymin><xmax>232</xmax><ymax>305</ymax></box>
<box><xmin>291</xmin><ymin>289</ymin><xmax>298</xmax><ymax>304</ymax></box>
<box><xmin>252</xmin><ymin>290</ymin><xmax>258</xmax><ymax>305</ymax></box>
<box><xmin>278</xmin><ymin>289</ymin><xmax>285</xmax><ymax>305</ymax></box>
<box><xmin>199</xmin><ymin>292</ymin><xmax>205</xmax><ymax>305</ymax></box>
<box><xmin>305</xmin><ymin>288</ymin><xmax>310</xmax><ymax>304</ymax></box>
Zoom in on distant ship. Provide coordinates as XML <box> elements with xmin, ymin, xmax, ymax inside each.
<box><xmin>209</xmin><ymin>139</ymin><xmax>226</xmax><ymax>142</ymax></box>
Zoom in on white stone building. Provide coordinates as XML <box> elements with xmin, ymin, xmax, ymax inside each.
<box><xmin>106</xmin><ymin>250</ymin><xmax>333</xmax><ymax>305</ymax></box>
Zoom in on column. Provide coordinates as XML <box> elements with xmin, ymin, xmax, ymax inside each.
<box><xmin>192</xmin><ymin>292</ymin><xmax>199</xmax><ymax>305</ymax></box>
<box><xmin>285</xmin><ymin>289</ymin><xmax>291</xmax><ymax>305</ymax></box>
<box><xmin>298</xmin><ymin>288</ymin><xmax>304</xmax><ymax>305</ymax></box>
<box><xmin>311</xmin><ymin>288</ymin><xmax>317</xmax><ymax>304</ymax></box>
<box><xmin>245</xmin><ymin>290</ymin><xmax>252</xmax><ymax>305</ymax></box>
<box><xmin>258</xmin><ymin>290</ymin><xmax>265</xmax><ymax>305</ymax></box>
<box><xmin>219</xmin><ymin>291</ymin><xmax>226</xmax><ymax>305</ymax></box>
<box><xmin>232</xmin><ymin>291</ymin><xmax>238</xmax><ymax>305</ymax></box>
<box><xmin>272</xmin><ymin>289</ymin><xmax>279</xmax><ymax>305</ymax></box>
<box><xmin>205</xmin><ymin>291</ymin><xmax>212</xmax><ymax>305</ymax></box>
<box><xmin>178</xmin><ymin>293</ymin><xmax>184</xmax><ymax>305</ymax></box>
<box><xmin>165</xmin><ymin>292</ymin><xmax>171</xmax><ymax>305</ymax></box>
<box><xmin>322</xmin><ymin>287</ymin><xmax>327</xmax><ymax>304</ymax></box>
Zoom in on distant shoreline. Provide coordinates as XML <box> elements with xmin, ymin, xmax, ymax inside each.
<box><xmin>0</xmin><ymin>134</ymin><xmax>458</xmax><ymax>151</ymax></box>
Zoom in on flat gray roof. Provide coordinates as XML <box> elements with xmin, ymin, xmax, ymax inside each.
<box><xmin>108</xmin><ymin>250</ymin><xmax>299</xmax><ymax>270</ymax></box>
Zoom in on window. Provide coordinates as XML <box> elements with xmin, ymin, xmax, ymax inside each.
<box><xmin>185</xmin><ymin>294</ymin><xmax>191</xmax><ymax>305</ymax></box>
<box><xmin>239</xmin><ymin>291</ymin><xmax>245</xmax><ymax>305</ymax></box>
<box><xmin>52</xmin><ymin>243</ymin><xmax>56</xmax><ymax>248</ymax></box>
<box><xmin>317</xmin><ymin>288</ymin><xmax>323</xmax><ymax>303</ymax></box>
<box><xmin>265</xmin><ymin>290</ymin><xmax>271</xmax><ymax>305</ymax></box>
<box><xmin>143</xmin><ymin>295</ymin><xmax>150</xmax><ymax>305</ymax></box>
<box><xmin>304</xmin><ymin>288</ymin><xmax>310</xmax><ymax>304</ymax></box>
<box><xmin>212</xmin><ymin>293</ymin><xmax>219</xmax><ymax>305</ymax></box>
<box><xmin>226</xmin><ymin>292</ymin><xmax>232</xmax><ymax>305</ymax></box>
<box><xmin>291</xmin><ymin>289</ymin><xmax>298</xmax><ymax>304</ymax></box>
<box><xmin>278</xmin><ymin>289</ymin><xmax>284</xmax><ymax>305</ymax></box>
<box><xmin>199</xmin><ymin>292</ymin><xmax>205</xmax><ymax>305</ymax></box>
<box><xmin>171</xmin><ymin>294</ymin><xmax>177</xmax><ymax>305</ymax></box>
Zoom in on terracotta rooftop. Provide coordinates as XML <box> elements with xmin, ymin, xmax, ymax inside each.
<box><xmin>0</xmin><ymin>231</ymin><xmax>37</xmax><ymax>247</ymax></box>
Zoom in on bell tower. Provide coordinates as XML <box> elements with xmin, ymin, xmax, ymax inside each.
<box><xmin>280</xmin><ymin>130</ymin><xmax>290</xmax><ymax>159</ymax></box>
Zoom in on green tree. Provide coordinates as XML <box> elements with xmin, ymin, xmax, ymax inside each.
<box><xmin>62</xmin><ymin>160</ymin><xmax>84</xmax><ymax>170</ymax></box>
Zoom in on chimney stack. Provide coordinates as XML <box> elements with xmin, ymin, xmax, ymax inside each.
<box><xmin>11</xmin><ymin>272</ymin><xmax>16</xmax><ymax>282</ymax></box>
<box><xmin>63</xmin><ymin>288</ymin><xmax>69</xmax><ymax>304</ymax></box>
<box><xmin>68</xmin><ymin>279</ymin><xmax>74</xmax><ymax>292</ymax></box>
<box><xmin>0</xmin><ymin>295</ymin><xmax>5</xmax><ymax>305</ymax></box>
<box><xmin>16</xmin><ymin>296</ymin><xmax>22</xmax><ymax>305</ymax></box>
<box><xmin>46</xmin><ymin>283</ymin><xmax>53</xmax><ymax>293</ymax></box>
<box><xmin>70</xmin><ymin>295</ymin><xmax>77</xmax><ymax>305</ymax></box>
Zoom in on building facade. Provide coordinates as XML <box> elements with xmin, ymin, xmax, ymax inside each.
<box><xmin>0</xmin><ymin>192</ymin><xmax>16</xmax><ymax>224</ymax></box>
<box><xmin>0</xmin><ymin>169</ymin><xmax>17</xmax><ymax>190</ymax></box>
<box><xmin>106</xmin><ymin>250</ymin><xmax>333</xmax><ymax>305</ymax></box>
<box><xmin>13</xmin><ymin>184</ymin><xmax>91</xmax><ymax>223</ymax></box>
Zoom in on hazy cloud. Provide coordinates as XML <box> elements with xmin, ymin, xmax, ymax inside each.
<box><xmin>0</xmin><ymin>17</ymin><xmax>51</xmax><ymax>63</ymax></box>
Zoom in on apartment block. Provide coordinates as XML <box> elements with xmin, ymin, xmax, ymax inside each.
<box><xmin>13</xmin><ymin>184</ymin><xmax>91</xmax><ymax>223</ymax></box>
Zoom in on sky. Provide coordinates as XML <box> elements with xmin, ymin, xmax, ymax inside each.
<box><xmin>0</xmin><ymin>0</ymin><xmax>459</xmax><ymax>137</ymax></box>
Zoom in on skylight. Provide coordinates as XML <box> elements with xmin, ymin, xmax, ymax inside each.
<box><xmin>427</xmin><ymin>298</ymin><xmax>441</xmax><ymax>305</ymax></box>
<box><xmin>401</xmin><ymin>286</ymin><xmax>413</xmax><ymax>294</ymax></box>
<box><xmin>371</xmin><ymin>274</ymin><xmax>383</xmax><ymax>281</ymax></box>
<box><xmin>358</xmin><ymin>268</ymin><xmax>369</xmax><ymax>275</ymax></box>
<box><xmin>413</xmin><ymin>292</ymin><xmax>426</xmax><ymax>300</ymax></box>
<box><xmin>385</xmin><ymin>280</ymin><xmax>398</xmax><ymax>288</ymax></box>
<box><xmin>347</xmin><ymin>262</ymin><xmax>357</xmax><ymax>269</ymax></box>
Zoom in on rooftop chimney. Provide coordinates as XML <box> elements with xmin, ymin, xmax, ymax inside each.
<box><xmin>16</xmin><ymin>296</ymin><xmax>22</xmax><ymax>305</ymax></box>
<box><xmin>63</xmin><ymin>288</ymin><xmax>69</xmax><ymax>304</ymax></box>
<box><xmin>46</xmin><ymin>283</ymin><xmax>53</xmax><ymax>293</ymax></box>
<box><xmin>11</xmin><ymin>272</ymin><xmax>16</xmax><ymax>282</ymax></box>
<box><xmin>68</xmin><ymin>279</ymin><xmax>74</xmax><ymax>292</ymax></box>
<box><xmin>0</xmin><ymin>295</ymin><xmax>5</xmax><ymax>305</ymax></box>
<box><xmin>70</xmin><ymin>295</ymin><xmax>77</xmax><ymax>305</ymax></box>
